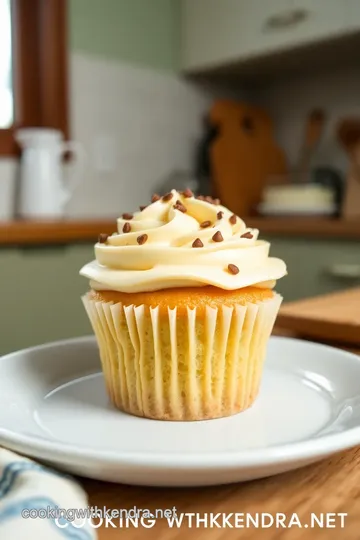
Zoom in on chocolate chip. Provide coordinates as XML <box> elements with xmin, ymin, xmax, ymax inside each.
<box><xmin>139</xmin><ymin>205</ymin><xmax>147</xmax><ymax>211</ymax></box>
<box><xmin>229</xmin><ymin>214</ymin><xmax>237</xmax><ymax>225</ymax></box>
<box><xmin>192</xmin><ymin>238</ymin><xmax>203</xmax><ymax>248</ymax></box>
<box><xmin>137</xmin><ymin>234</ymin><xmax>148</xmax><ymax>245</ymax></box>
<box><xmin>205</xmin><ymin>196</ymin><xmax>213</xmax><ymax>203</ymax></box>
<box><xmin>98</xmin><ymin>233</ymin><xmax>109</xmax><ymax>243</ymax></box>
<box><xmin>197</xmin><ymin>195</ymin><xmax>205</xmax><ymax>201</ymax></box>
<box><xmin>212</xmin><ymin>231</ymin><xmax>223</xmax><ymax>242</ymax></box>
<box><xmin>213</xmin><ymin>198</ymin><xmax>220</xmax><ymax>205</ymax></box>
<box><xmin>228</xmin><ymin>264</ymin><xmax>239</xmax><ymax>275</ymax></box>
<box><xmin>173</xmin><ymin>202</ymin><xmax>187</xmax><ymax>213</ymax></box>
<box><xmin>122</xmin><ymin>222</ymin><xmax>131</xmax><ymax>233</ymax></box>
<box><xmin>217</xmin><ymin>211</ymin><xmax>224</xmax><ymax>220</ymax></box>
<box><xmin>200</xmin><ymin>220</ymin><xmax>211</xmax><ymax>228</ymax></box>
<box><xmin>182</xmin><ymin>188</ymin><xmax>193</xmax><ymax>198</ymax></box>
<box><xmin>122</xmin><ymin>213</ymin><xmax>133</xmax><ymax>220</ymax></box>
<box><xmin>162</xmin><ymin>192</ymin><xmax>173</xmax><ymax>202</ymax></box>
<box><xmin>241</xmin><ymin>232</ymin><xmax>253</xmax><ymax>239</ymax></box>
<box><xmin>151</xmin><ymin>193</ymin><xmax>160</xmax><ymax>203</ymax></box>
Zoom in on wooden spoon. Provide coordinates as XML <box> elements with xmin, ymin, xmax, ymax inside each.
<box><xmin>337</xmin><ymin>118</ymin><xmax>360</xmax><ymax>219</ymax></box>
<box><xmin>296</xmin><ymin>108</ymin><xmax>326</xmax><ymax>183</ymax></box>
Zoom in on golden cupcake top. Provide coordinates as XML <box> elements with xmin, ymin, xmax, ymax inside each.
<box><xmin>80</xmin><ymin>189</ymin><xmax>287</xmax><ymax>293</ymax></box>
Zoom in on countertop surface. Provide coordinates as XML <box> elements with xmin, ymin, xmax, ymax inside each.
<box><xmin>81</xmin><ymin>287</ymin><xmax>360</xmax><ymax>539</ymax></box>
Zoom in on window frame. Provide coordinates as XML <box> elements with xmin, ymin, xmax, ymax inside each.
<box><xmin>0</xmin><ymin>0</ymin><xmax>68</xmax><ymax>155</ymax></box>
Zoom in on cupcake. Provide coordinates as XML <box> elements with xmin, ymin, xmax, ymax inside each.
<box><xmin>80</xmin><ymin>190</ymin><xmax>286</xmax><ymax>421</ymax></box>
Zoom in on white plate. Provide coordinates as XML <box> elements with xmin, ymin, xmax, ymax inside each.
<box><xmin>1</xmin><ymin>336</ymin><xmax>360</xmax><ymax>487</ymax></box>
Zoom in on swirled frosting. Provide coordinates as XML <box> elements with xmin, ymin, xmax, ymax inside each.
<box><xmin>80</xmin><ymin>190</ymin><xmax>287</xmax><ymax>293</ymax></box>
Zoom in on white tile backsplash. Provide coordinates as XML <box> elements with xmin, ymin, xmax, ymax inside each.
<box><xmin>1</xmin><ymin>55</ymin><xmax>359</xmax><ymax>219</ymax></box>
<box><xmin>66</xmin><ymin>53</ymin><xmax>213</xmax><ymax>217</ymax></box>
<box><xmin>0</xmin><ymin>52</ymin><xmax>214</xmax><ymax>220</ymax></box>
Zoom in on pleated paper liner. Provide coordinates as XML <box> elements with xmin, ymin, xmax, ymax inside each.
<box><xmin>82</xmin><ymin>293</ymin><xmax>282</xmax><ymax>421</ymax></box>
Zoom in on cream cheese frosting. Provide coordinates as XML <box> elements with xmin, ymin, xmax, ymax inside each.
<box><xmin>80</xmin><ymin>190</ymin><xmax>287</xmax><ymax>293</ymax></box>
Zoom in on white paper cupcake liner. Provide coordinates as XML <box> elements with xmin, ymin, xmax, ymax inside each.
<box><xmin>82</xmin><ymin>293</ymin><xmax>282</xmax><ymax>421</ymax></box>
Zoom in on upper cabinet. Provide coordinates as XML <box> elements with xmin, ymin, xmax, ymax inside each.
<box><xmin>180</xmin><ymin>0</ymin><xmax>360</xmax><ymax>74</ymax></box>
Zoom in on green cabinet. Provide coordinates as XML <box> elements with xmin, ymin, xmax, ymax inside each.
<box><xmin>0</xmin><ymin>245</ymin><xmax>94</xmax><ymax>355</ymax></box>
<box><xmin>268</xmin><ymin>237</ymin><xmax>360</xmax><ymax>302</ymax></box>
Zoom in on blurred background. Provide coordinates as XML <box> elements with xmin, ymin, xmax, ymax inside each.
<box><xmin>1</xmin><ymin>0</ymin><xmax>360</xmax><ymax>354</ymax></box>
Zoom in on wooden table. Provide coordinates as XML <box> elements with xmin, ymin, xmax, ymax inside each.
<box><xmin>80</xmin><ymin>289</ymin><xmax>360</xmax><ymax>539</ymax></box>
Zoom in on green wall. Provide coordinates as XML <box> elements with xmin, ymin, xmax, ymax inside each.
<box><xmin>69</xmin><ymin>0</ymin><xmax>179</xmax><ymax>70</ymax></box>
<box><xmin>0</xmin><ymin>246</ymin><xmax>94</xmax><ymax>355</ymax></box>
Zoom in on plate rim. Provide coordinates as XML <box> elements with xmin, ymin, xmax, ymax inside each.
<box><xmin>1</xmin><ymin>335</ymin><xmax>360</xmax><ymax>470</ymax></box>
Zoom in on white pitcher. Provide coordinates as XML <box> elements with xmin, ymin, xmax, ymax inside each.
<box><xmin>16</xmin><ymin>128</ymin><xmax>84</xmax><ymax>219</ymax></box>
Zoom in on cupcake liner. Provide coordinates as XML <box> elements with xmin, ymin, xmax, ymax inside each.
<box><xmin>82</xmin><ymin>293</ymin><xmax>282</xmax><ymax>421</ymax></box>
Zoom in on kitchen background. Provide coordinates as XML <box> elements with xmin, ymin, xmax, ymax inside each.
<box><xmin>1</xmin><ymin>0</ymin><xmax>360</xmax><ymax>354</ymax></box>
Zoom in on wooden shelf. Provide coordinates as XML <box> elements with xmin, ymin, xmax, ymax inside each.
<box><xmin>1</xmin><ymin>217</ymin><xmax>360</xmax><ymax>246</ymax></box>
<box><xmin>0</xmin><ymin>220</ymin><xmax>116</xmax><ymax>246</ymax></box>
<box><xmin>245</xmin><ymin>217</ymin><xmax>360</xmax><ymax>240</ymax></box>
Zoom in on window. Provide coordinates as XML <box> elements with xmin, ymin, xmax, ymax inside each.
<box><xmin>0</xmin><ymin>0</ymin><xmax>68</xmax><ymax>155</ymax></box>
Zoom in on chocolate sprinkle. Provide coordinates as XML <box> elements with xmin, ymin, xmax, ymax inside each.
<box><xmin>173</xmin><ymin>201</ymin><xmax>187</xmax><ymax>213</ymax></box>
<box><xmin>151</xmin><ymin>193</ymin><xmax>160</xmax><ymax>203</ymax></box>
<box><xmin>229</xmin><ymin>214</ymin><xmax>237</xmax><ymax>225</ymax></box>
<box><xmin>217</xmin><ymin>211</ymin><xmax>224</xmax><ymax>220</ymax></box>
<box><xmin>212</xmin><ymin>231</ymin><xmax>224</xmax><ymax>242</ymax></box>
<box><xmin>137</xmin><ymin>234</ymin><xmax>148</xmax><ymax>245</ymax></box>
<box><xmin>122</xmin><ymin>222</ymin><xmax>131</xmax><ymax>233</ymax></box>
<box><xmin>122</xmin><ymin>213</ymin><xmax>133</xmax><ymax>220</ymax></box>
<box><xmin>241</xmin><ymin>232</ymin><xmax>253</xmax><ymax>239</ymax></box>
<box><xmin>162</xmin><ymin>192</ymin><xmax>173</xmax><ymax>202</ymax></box>
<box><xmin>139</xmin><ymin>205</ymin><xmax>147</xmax><ymax>211</ymax></box>
<box><xmin>228</xmin><ymin>264</ymin><xmax>239</xmax><ymax>275</ymax></box>
<box><xmin>200</xmin><ymin>220</ymin><xmax>211</xmax><ymax>228</ymax></box>
<box><xmin>182</xmin><ymin>188</ymin><xmax>193</xmax><ymax>198</ymax></box>
<box><xmin>98</xmin><ymin>233</ymin><xmax>109</xmax><ymax>243</ymax></box>
<box><xmin>192</xmin><ymin>238</ymin><xmax>203</xmax><ymax>248</ymax></box>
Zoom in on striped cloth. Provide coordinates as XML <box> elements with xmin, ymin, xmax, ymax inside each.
<box><xmin>0</xmin><ymin>448</ymin><xmax>96</xmax><ymax>539</ymax></box>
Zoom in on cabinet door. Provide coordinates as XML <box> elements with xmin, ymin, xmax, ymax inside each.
<box><xmin>240</xmin><ymin>0</ymin><xmax>348</xmax><ymax>59</ymax></box>
<box><xmin>181</xmin><ymin>0</ymin><xmax>352</xmax><ymax>72</ymax></box>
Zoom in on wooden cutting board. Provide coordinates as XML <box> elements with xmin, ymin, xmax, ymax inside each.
<box><xmin>209</xmin><ymin>100</ymin><xmax>287</xmax><ymax>215</ymax></box>
<box><xmin>276</xmin><ymin>287</ymin><xmax>360</xmax><ymax>346</ymax></box>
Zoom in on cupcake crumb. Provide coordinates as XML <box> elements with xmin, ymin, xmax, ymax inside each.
<box><xmin>192</xmin><ymin>238</ymin><xmax>204</xmax><ymax>248</ymax></box>
<box><xmin>200</xmin><ymin>220</ymin><xmax>211</xmax><ymax>228</ymax></box>
<box><xmin>212</xmin><ymin>231</ymin><xmax>224</xmax><ymax>242</ymax></box>
<box><xmin>137</xmin><ymin>234</ymin><xmax>148</xmax><ymax>245</ymax></box>
<box><xmin>229</xmin><ymin>214</ymin><xmax>237</xmax><ymax>225</ymax></box>
<box><xmin>228</xmin><ymin>264</ymin><xmax>239</xmax><ymax>275</ymax></box>
<box><xmin>98</xmin><ymin>233</ymin><xmax>109</xmax><ymax>244</ymax></box>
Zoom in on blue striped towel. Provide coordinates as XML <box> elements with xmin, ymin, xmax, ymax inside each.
<box><xmin>0</xmin><ymin>448</ymin><xmax>96</xmax><ymax>539</ymax></box>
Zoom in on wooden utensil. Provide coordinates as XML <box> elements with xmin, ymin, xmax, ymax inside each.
<box><xmin>277</xmin><ymin>287</ymin><xmax>360</xmax><ymax>346</ymax></box>
<box><xmin>295</xmin><ymin>108</ymin><xmax>325</xmax><ymax>183</ymax></box>
<box><xmin>337</xmin><ymin>118</ymin><xmax>360</xmax><ymax>219</ymax></box>
<box><xmin>209</xmin><ymin>100</ymin><xmax>287</xmax><ymax>216</ymax></box>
